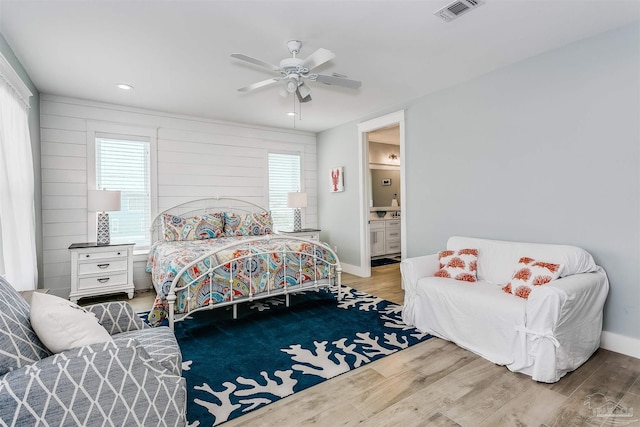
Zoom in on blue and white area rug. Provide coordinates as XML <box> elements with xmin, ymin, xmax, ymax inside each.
<box><xmin>165</xmin><ymin>285</ymin><xmax>431</xmax><ymax>425</ymax></box>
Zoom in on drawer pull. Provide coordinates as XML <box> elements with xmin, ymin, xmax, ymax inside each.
<box><xmin>117</xmin><ymin>252</ymin><xmax>122</xmax><ymax>255</ymax></box>
<box><xmin>97</xmin><ymin>278</ymin><xmax>110</xmax><ymax>283</ymax></box>
<box><xmin>97</xmin><ymin>263</ymin><xmax>110</xmax><ymax>269</ymax></box>
<box><xmin>388</xmin><ymin>233</ymin><xmax>399</xmax><ymax>236</ymax></box>
<box><xmin>85</xmin><ymin>254</ymin><xmax>90</xmax><ymax>258</ymax></box>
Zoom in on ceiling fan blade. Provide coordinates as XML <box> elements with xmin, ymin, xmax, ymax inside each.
<box><xmin>231</xmin><ymin>53</ymin><xmax>280</xmax><ymax>72</ymax></box>
<box><xmin>237</xmin><ymin>78</ymin><xmax>280</xmax><ymax>92</ymax></box>
<box><xmin>314</xmin><ymin>74</ymin><xmax>361</xmax><ymax>89</ymax></box>
<box><xmin>302</xmin><ymin>48</ymin><xmax>335</xmax><ymax>70</ymax></box>
<box><xmin>296</xmin><ymin>88</ymin><xmax>312</xmax><ymax>103</ymax></box>
<box><xmin>298</xmin><ymin>81</ymin><xmax>311</xmax><ymax>98</ymax></box>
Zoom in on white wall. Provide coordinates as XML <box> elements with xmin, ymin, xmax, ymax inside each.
<box><xmin>317</xmin><ymin>125</ymin><xmax>360</xmax><ymax>267</ymax></box>
<box><xmin>318</xmin><ymin>23</ymin><xmax>640</xmax><ymax>352</ymax></box>
<box><xmin>41</xmin><ymin>95</ymin><xmax>317</xmax><ymax>297</ymax></box>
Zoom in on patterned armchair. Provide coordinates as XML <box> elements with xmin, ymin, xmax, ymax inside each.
<box><xmin>0</xmin><ymin>277</ymin><xmax>186</xmax><ymax>426</ymax></box>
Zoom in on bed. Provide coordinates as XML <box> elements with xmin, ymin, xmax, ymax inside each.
<box><xmin>145</xmin><ymin>197</ymin><xmax>342</xmax><ymax>330</ymax></box>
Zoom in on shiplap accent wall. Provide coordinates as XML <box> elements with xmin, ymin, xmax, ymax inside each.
<box><xmin>41</xmin><ymin>95</ymin><xmax>317</xmax><ymax>298</ymax></box>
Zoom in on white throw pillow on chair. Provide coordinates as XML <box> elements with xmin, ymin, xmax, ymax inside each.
<box><xmin>29</xmin><ymin>292</ymin><xmax>113</xmax><ymax>353</ymax></box>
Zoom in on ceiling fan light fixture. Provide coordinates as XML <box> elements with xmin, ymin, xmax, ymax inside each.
<box><xmin>115</xmin><ymin>83</ymin><xmax>133</xmax><ymax>91</ymax></box>
<box><xmin>285</xmin><ymin>79</ymin><xmax>298</xmax><ymax>94</ymax></box>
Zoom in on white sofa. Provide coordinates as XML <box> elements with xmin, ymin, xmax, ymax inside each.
<box><xmin>401</xmin><ymin>236</ymin><xmax>609</xmax><ymax>383</ymax></box>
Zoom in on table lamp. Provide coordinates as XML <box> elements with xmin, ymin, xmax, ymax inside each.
<box><xmin>287</xmin><ymin>192</ymin><xmax>307</xmax><ymax>232</ymax></box>
<box><xmin>88</xmin><ymin>190</ymin><xmax>121</xmax><ymax>245</ymax></box>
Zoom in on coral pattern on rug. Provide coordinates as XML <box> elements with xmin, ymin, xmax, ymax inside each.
<box><xmin>166</xmin><ymin>284</ymin><xmax>430</xmax><ymax>426</ymax></box>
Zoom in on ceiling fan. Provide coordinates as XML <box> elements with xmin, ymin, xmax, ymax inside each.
<box><xmin>231</xmin><ymin>40</ymin><xmax>361</xmax><ymax>103</ymax></box>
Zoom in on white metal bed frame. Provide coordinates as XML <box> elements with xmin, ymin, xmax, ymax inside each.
<box><xmin>149</xmin><ymin>197</ymin><xmax>342</xmax><ymax>330</ymax></box>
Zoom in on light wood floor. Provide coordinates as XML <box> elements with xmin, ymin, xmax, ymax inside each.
<box><xmin>125</xmin><ymin>263</ymin><xmax>639</xmax><ymax>426</ymax></box>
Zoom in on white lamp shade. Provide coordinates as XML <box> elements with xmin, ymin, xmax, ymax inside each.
<box><xmin>88</xmin><ymin>190</ymin><xmax>121</xmax><ymax>212</ymax></box>
<box><xmin>287</xmin><ymin>192</ymin><xmax>307</xmax><ymax>208</ymax></box>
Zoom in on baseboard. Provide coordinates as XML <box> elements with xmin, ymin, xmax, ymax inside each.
<box><xmin>340</xmin><ymin>262</ymin><xmax>368</xmax><ymax>277</ymax></box>
<box><xmin>600</xmin><ymin>331</ymin><xmax>640</xmax><ymax>359</ymax></box>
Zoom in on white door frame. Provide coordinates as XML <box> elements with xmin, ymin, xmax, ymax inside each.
<box><xmin>357</xmin><ymin>110</ymin><xmax>406</xmax><ymax>277</ymax></box>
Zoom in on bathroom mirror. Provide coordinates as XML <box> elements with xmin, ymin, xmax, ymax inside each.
<box><xmin>367</xmin><ymin>126</ymin><xmax>401</xmax><ymax>209</ymax></box>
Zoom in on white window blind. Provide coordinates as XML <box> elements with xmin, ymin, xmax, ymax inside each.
<box><xmin>268</xmin><ymin>152</ymin><xmax>301</xmax><ymax>231</ymax></box>
<box><xmin>96</xmin><ymin>137</ymin><xmax>151</xmax><ymax>247</ymax></box>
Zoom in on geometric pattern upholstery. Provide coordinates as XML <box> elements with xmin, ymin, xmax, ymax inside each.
<box><xmin>86</xmin><ymin>301</ymin><xmax>149</xmax><ymax>335</ymax></box>
<box><xmin>0</xmin><ymin>339</ymin><xmax>187</xmax><ymax>426</ymax></box>
<box><xmin>0</xmin><ymin>276</ymin><xmax>186</xmax><ymax>425</ymax></box>
<box><xmin>113</xmin><ymin>327</ymin><xmax>183</xmax><ymax>377</ymax></box>
<box><xmin>0</xmin><ymin>277</ymin><xmax>51</xmax><ymax>376</ymax></box>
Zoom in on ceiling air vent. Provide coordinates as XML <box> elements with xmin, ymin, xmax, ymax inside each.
<box><xmin>434</xmin><ymin>0</ymin><xmax>484</xmax><ymax>22</ymax></box>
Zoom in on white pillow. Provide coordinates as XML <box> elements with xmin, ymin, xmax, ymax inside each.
<box><xmin>29</xmin><ymin>292</ymin><xmax>113</xmax><ymax>353</ymax></box>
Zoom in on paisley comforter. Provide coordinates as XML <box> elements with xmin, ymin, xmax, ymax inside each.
<box><xmin>146</xmin><ymin>236</ymin><xmax>337</xmax><ymax>326</ymax></box>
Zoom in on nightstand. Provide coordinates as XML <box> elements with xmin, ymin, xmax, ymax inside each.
<box><xmin>68</xmin><ymin>242</ymin><xmax>135</xmax><ymax>303</ymax></box>
<box><xmin>278</xmin><ymin>229</ymin><xmax>321</xmax><ymax>241</ymax></box>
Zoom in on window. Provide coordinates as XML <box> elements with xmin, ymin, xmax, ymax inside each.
<box><xmin>268</xmin><ymin>152</ymin><xmax>301</xmax><ymax>231</ymax></box>
<box><xmin>95</xmin><ymin>136</ymin><xmax>152</xmax><ymax>247</ymax></box>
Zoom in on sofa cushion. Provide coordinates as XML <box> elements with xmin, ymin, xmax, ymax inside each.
<box><xmin>502</xmin><ymin>257</ymin><xmax>562</xmax><ymax>299</ymax></box>
<box><xmin>0</xmin><ymin>339</ymin><xmax>187</xmax><ymax>426</ymax></box>
<box><xmin>0</xmin><ymin>277</ymin><xmax>52</xmax><ymax>375</ymax></box>
<box><xmin>447</xmin><ymin>236</ymin><xmax>597</xmax><ymax>284</ymax></box>
<box><xmin>434</xmin><ymin>248</ymin><xmax>477</xmax><ymax>282</ymax></box>
<box><xmin>29</xmin><ymin>292</ymin><xmax>113</xmax><ymax>353</ymax></box>
<box><xmin>113</xmin><ymin>326</ymin><xmax>183</xmax><ymax>376</ymax></box>
<box><xmin>414</xmin><ymin>276</ymin><xmax>526</xmax><ymax>365</ymax></box>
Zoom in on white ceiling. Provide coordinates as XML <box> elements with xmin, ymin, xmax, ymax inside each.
<box><xmin>1</xmin><ymin>1</ymin><xmax>638</xmax><ymax>133</ymax></box>
<box><xmin>369</xmin><ymin>125</ymin><xmax>400</xmax><ymax>145</ymax></box>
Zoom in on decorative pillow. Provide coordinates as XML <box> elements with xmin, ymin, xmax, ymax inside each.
<box><xmin>434</xmin><ymin>248</ymin><xmax>478</xmax><ymax>282</ymax></box>
<box><xmin>502</xmin><ymin>257</ymin><xmax>562</xmax><ymax>299</ymax></box>
<box><xmin>29</xmin><ymin>292</ymin><xmax>113</xmax><ymax>353</ymax></box>
<box><xmin>224</xmin><ymin>212</ymin><xmax>273</xmax><ymax>236</ymax></box>
<box><xmin>162</xmin><ymin>213</ymin><xmax>224</xmax><ymax>241</ymax></box>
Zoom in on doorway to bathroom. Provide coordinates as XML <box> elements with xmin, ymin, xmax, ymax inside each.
<box><xmin>357</xmin><ymin>110</ymin><xmax>406</xmax><ymax>278</ymax></box>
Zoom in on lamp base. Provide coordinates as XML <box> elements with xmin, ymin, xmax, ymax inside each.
<box><xmin>97</xmin><ymin>212</ymin><xmax>111</xmax><ymax>245</ymax></box>
<box><xmin>293</xmin><ymin>208</ymin><xmax>302</xmax><ymax>232</ymax></box>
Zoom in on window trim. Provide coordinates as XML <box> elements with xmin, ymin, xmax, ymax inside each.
<box><xmin>86</xmin><ymin>122</ymin><xmax>158</xmax><ymax>249</ymax></box>
<box><xmin>267</xmin><ymin>150</ymin><xmax>304</xmax><ymax>232</ymax></box>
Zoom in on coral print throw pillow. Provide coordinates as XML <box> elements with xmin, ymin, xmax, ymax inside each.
<box><xmin>434</xmin><ymin>248</ymin><xmax>478</xmax><ymax>282</ymax></box>
<box><xmin>502</xmin><ymin>257</ymin><xmax>562</xmax><ymax>299</ymax></box>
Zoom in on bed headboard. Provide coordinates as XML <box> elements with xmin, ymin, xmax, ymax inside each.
<box><xmin>150</xmin><ymin>196</ymin><xmax>268</xmax><ymax>243</ymax></box>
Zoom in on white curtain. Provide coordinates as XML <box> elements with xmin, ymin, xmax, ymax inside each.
<box><xmin>0</xmin><ymin>74</ymin><xmax>37</xmax><ymax>291</ymax></box>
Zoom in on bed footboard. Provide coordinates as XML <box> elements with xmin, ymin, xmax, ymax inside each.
<box><xmin>165</xmin><ymin>235</ymin><xmax>342</xmax><ymax>330</ymax></box>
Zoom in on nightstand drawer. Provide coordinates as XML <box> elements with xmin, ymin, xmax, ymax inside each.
<box><xmin>78</xmin><ymin>259</ymin><xmax>127</xmax><ymax>275</ymax></box>
<box><xmin>78</xmin><ymin>273</ymin><xmax>128</xmax><ymax>290</ymax></box>
<box><xmin>278</xmin><ymin>229</ymin><xmax>321</xmax><ymax>241</ymax></box>
<box><xmin>300</xmin><ymin>233</ymin><xmax>320</xmax><ymax>241</ymax></box>
<box><xmin>78</xmin><ymin>250</ymin><xmax>128</xmax><ymax>260</ymax></box>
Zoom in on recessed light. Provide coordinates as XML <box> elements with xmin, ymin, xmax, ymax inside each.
<box><xmin>286</xmin><ymin>112</ymin><xmax>296</xmax><ymax>116</ymax></box>
<box><xmin>116</xmin><ymin>83</ymin><xmax>134</xmax><ymax>91</ymax></box>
